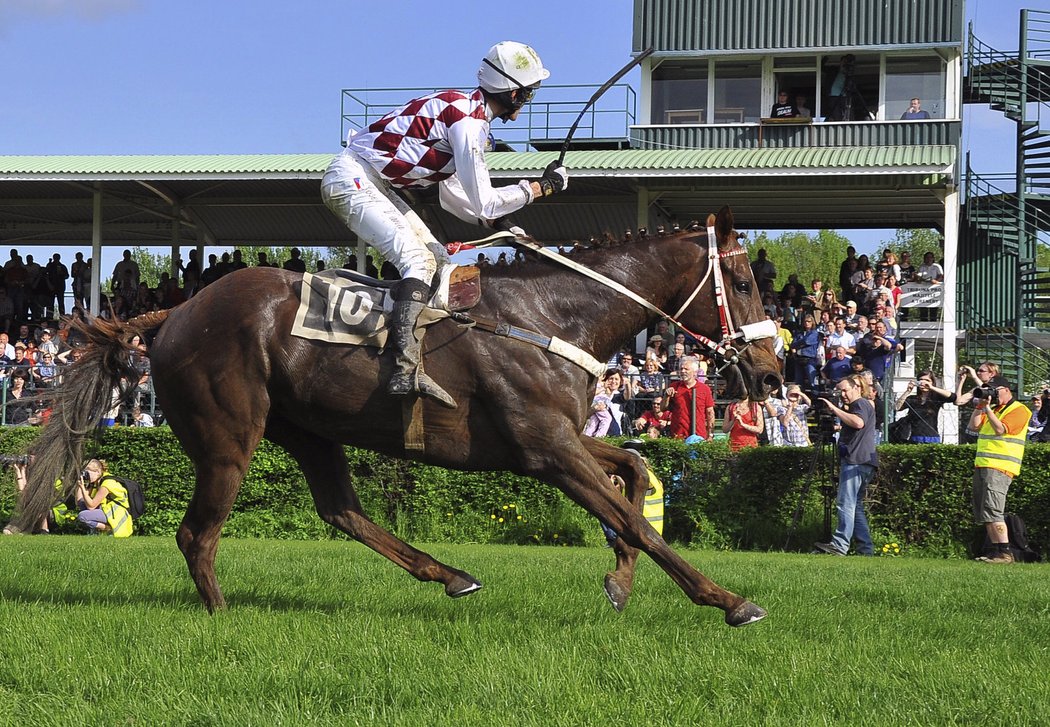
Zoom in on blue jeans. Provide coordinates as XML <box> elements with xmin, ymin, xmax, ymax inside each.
<box><xmin>830</xmin><ymin>463</ymin><xmax>876</xmax><ymax>555</ymax></box>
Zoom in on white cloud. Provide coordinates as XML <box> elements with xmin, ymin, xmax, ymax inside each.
<box><xmin>0</xmin><ymin>0</ymin><xmax>140</xmax><ymax>24</ymax></box>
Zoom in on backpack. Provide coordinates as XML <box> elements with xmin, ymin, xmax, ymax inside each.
<box><xmin>111</xmin><ymin>476</ymin><xmax>146</xmax><ymax>519</ymax></box>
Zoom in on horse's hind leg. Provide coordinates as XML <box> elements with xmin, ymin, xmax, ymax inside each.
<box><xmin>175</xmin><ymin>427</ymin><xmax>262</xmax><ymax>613</ymax></box>
<box><xmin>265</xmin><ymin>421</ymin><xmax>482</xmax><ymax>598</ymax></box>
<box><xmin>581</xmin><ymin>437</ymin><xmax>648</xmax><ymax>612</ymax></box>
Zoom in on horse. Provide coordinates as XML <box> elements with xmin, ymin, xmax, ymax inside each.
<box><xmin>14</xmin><ymin>206</ymin><xmax>782</xmax><ymax>626</ymax></box>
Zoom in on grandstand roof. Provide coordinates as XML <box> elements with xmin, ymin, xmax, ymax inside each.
<box><xmin>0</xmin><ymin>146</ymin><xmax>955</xmax><ymax>248</ymax></box>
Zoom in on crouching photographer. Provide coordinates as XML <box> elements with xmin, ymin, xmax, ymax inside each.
<box><xmin>812</xmin><ymin>374</ymin><xmax>878</xmax><ymax>556</ymax></box>
<box><xmin>74</xmin><ymin>459</ymin><xmax>133</xmax><ymax>537</ymax></box>
<box><xmin>968</xmin><ymin>376</ymin><xmax>1030</xmax><ymax>564</ymax></box>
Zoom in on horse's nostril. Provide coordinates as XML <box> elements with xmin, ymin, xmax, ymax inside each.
<box><xmin>762</xmin><ymin>372</ymin><xmax>782</xmax><ymax>392</ymax></box>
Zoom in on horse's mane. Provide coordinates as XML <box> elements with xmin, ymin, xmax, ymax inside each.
<box><xmin>478</xmin><ymin>222</ymin><xmax>710</xmax><ymax>281</ymax></box>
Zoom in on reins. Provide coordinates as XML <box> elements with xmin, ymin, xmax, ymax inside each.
<box><xmin>502</xmin><ymin>228</ymin><xmax>776</xmax><ymax>373</ymax></box>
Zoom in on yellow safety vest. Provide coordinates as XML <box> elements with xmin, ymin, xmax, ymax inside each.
<box><xmin>974</xmin><ymin>400</ymin><xmax>1030</xmax><ymax>477</ymax></box>
<box><xmin>98</xmin><ymin>475</ymin><xmax>134</xmax><ymax>538</ymax></box>
<box><xmin>643</xmin><ymin>467</ymin><xmax>664</xmax><ymax>536</ymax></box>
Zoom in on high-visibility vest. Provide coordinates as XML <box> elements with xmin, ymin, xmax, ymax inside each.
<box><xmin>98</xmin><ymin>475</ymin><xmax>133</xmax><ymax>538</ymax></box>
<box><xmin>643</xmin><ymin>467</ymin><xmax>664</xmax><ymax>536</ymax></box>
<box><xmin>974</xmin><ymin>400</ymin><xmax>1030</xmax><ymax>477</ymax></box>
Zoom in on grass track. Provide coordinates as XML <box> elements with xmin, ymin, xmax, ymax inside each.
<box><xmin>0</xmin><ymin>537</ymin><xmax>1048</xmax><ymax>726</ymax></box>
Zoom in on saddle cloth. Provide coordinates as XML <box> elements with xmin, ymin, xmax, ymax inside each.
<box><xmin>291</xmin><ymin>265</ymin><xmax>480</xmax><ymax>347</ymax></box>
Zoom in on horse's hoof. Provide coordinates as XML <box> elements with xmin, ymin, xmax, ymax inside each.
<box><xmin>446</xmin><ymin>574</ymin><xmax>483</xmax><ymax>598</ymax></box>
<box><xmin>603</xmin><ymin>573</ymin><xmax>630</xmax><ymax>613</ymax></box>
<box><xmin>725</xmin><ymin>600</ymin><xmax>767</xmax><ymax>627</ymax></box>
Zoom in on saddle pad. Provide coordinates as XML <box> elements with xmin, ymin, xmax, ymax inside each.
<box><xmin>291</xmin><ymin>269</ymin><xmax>449</xmax><ymax>347</ymax></box>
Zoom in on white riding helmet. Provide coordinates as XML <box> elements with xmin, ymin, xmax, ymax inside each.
<box><xmin>477</xmin><ymin>41</ymin><xmax>550</xmax><ymax>94</ymax></box>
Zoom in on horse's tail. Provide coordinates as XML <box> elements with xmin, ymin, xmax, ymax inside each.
<box><xmin>10</xmin><ymin>310</ymin><xmax>171</xmax><ymax>533</ymax></box>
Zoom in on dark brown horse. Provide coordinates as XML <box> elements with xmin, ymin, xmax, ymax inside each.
<box><xmin>15</xmin><ymin>206</ymin><xmax>781</xmax><ymax>626</ymax></box>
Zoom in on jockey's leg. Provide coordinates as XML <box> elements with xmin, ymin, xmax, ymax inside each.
<box><xmin>321</xmin><ymin>152</ymin><xmax>456</xmax><ymax>409</ymax></box>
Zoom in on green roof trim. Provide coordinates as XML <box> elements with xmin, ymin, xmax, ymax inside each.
<box><xmin>0</xmin><ymin>146</ymin><xmax>955</xmax><ymax>180</ymax></box>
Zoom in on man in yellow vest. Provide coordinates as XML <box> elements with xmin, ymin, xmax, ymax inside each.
<box><xmin>968</xmin><ymin>375</ymin><xmax>1031</xmax><ymax>564</ymax></box>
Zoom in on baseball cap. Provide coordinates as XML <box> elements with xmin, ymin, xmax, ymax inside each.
<box><xmin>988</xmin><ymin>375</ymin><xmax>1013</xmax><ymax>391</ymax></box>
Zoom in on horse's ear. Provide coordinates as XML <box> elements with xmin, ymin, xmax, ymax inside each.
<box><xmin>715</xmin><ymin>206</ymin><xmax>735</xmax><ymax>247</ymax></box>
<box><xmin>705</xmin><ymin>213</ymin><xmax>716</xmax><ymax>230</ymax></box>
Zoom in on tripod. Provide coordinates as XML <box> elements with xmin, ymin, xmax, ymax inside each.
<box><xmin>785</xmin><ymin>418</ymin><xmax>839</xmax><ymax>549</ymax></box>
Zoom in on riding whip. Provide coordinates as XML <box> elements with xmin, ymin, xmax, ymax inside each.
<box><xmin>557</xmin><ymin>47</ymin><xmax>654</xmax><ymax>166</ymax></box>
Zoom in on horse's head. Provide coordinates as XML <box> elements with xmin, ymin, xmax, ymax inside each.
<box><xmin>674</xmin><ymin>206</ymin><xmax>782</xmax><ymax>401</ymax></box>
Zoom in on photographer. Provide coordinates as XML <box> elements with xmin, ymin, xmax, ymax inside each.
<box><xmin>955</xmin><ymin>362</ymin><xmax>999</xmax><ymax>408</ymax></box>
<box><xmin>968</xmin><ymin>376</ymin><xmax>1030</xmax><ymax>564</ymax></box>
<box><xmin>74</xmin><ymin>458</ymin><xmax>133</xmax><ymax>537</ymax></box>
<box><xmin>1</xmin><ymin>456</ymin><xmax>51</xmax><ymax>535</ymax></box>
<box><xmin>893</xmin><ymin>370</ymin><xmax>956</xmax><ymax>444</ymax></box>
<box><xmin>813</xmin><ymin>374</ymin><xmax>878</xmax><ymax>556</ymax></box>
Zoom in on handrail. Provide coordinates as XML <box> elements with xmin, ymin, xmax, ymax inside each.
<box><xmin>339</xmin><ymin>83</ymin><xmax>638</xmax><ymax>152</ymax></box>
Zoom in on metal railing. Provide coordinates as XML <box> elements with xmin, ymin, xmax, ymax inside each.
<box><xmin>340</xmin><ymin>84</ymin><xmax>638</xmax><ymax>152</ymax></box>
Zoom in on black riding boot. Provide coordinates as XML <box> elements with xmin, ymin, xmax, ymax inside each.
<box><xmin>387</xmin><ymin>279</ymin><xmax>457</xmax><ymax>409</ymax></box>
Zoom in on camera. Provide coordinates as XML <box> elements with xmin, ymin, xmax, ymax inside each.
<box><xmin>0</xmin><ymin>454</ymin><xmax>30</xmax><ymax>468</ymax></box>
<box><xmin>972</xmin><ymin>386</ymin><xmax>1000</xmax><ymax>406</ymax></box>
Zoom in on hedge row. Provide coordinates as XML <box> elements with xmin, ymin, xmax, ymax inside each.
<box><xmin>2</xmin><ymin>427</ymin><xmax>1048</xmax><ymax>557</ymax></box>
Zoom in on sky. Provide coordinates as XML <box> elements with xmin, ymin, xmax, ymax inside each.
<box><xmin>0</xmin><ymin>0</ymin><xmax>1037</xmax><ymax>273</ymax></box>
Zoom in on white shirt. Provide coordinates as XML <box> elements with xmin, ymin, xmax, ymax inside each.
<box><xmin>918</xmin><ymin>262</ymin><xmax>944</xmax><ymax>282</ymax></box>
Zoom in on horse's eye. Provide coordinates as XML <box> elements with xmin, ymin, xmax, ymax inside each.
<box><xmin>734</xmin><ymin>280</ymin><xmax>752</xmax><ymax>294</ymax></box>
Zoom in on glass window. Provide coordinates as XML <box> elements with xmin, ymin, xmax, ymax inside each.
<box><xmin>821</xmin><ymin>54</ymin><xmax>878</xmax><ymax>121</ymax></box>
<box><xmin>713</xmin><ymin>60</ymin><xmax>761</xmax><ymax>123</ymax></box>
<box><xmin>773</xmin><ymin>72</ymin><xmax>816</xmax><ymax>119</ymax></box>
<box><xmin>886</xmin><ymin>56</ymin><xmax>946</xmax><ymax>120</ymax></box>
<box><xmin>651</xmin><ymin>61</ymin><xmax>708</xmax><ymax>124</ymax></box>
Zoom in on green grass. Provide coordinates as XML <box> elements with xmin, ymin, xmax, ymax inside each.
<box><xmin>0</xmin><ymin>537</ymin><xmax>1048</xmax><ymax>726</ymax></box>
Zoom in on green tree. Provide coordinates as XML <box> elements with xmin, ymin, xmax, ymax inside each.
<box><xmin>748</xmin><ymin>229</ymin><xmax>851</xmax><ymax>296</ymax></box>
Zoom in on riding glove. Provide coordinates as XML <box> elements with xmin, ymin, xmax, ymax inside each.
<box><xmin>538</xmin><ymin>161</ymin><xmax>568</xmax><ymax>197</ymax></box>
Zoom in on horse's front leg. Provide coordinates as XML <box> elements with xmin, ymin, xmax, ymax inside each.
<box><xmin>525</xmin><ymin>430</ymin><xmax>766</xmax><ymax>626</ymax></box>
<box><xmin>581</xmin><ymin>437</ymin><xmax>648</xmax><ymax>612</ymax></box>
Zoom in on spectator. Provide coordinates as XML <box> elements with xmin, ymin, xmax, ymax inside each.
<box><xmin>645</xmin><ymin>335</ymin><xmax>668</xmax><ymax>370</ymax></box>
<box><xmin>4</xmin><ymin>250</ymin><xmax>28</xmax><ymax>321</ymax></box>
<box><xmin>0</xmin><ymin>332</ymin><xmax>14</xmax><ymax>361</ymax></box>
<box><xmin>130</xmin><ymin>406</ymin><xmax>155</xmax><ymax>428</ymax></box>
<box><xmin>802</xmin><ymin>278</ymin><xmax>824</xmax><ymax>313</ymax></box>
<box><xmin>859</xmin><ymin>368</ymin><xmax>885</xmax><ymax>440</ymax></box>
<box><xmin>826</xmin><ymin>316</ymin><xmax>857</xmax><ymax>356</ymax></box>
<box><xmin>855</xmin><ymin>318</ymin><xmax>899</xmax><ymax>384</ymax></box>
<box><xmin>665</xmin><ymin>341</ymin><xmax>687</xmax><ymax>376</ymax></box>
<box><xmin>200</xmin><ymin>254</ymin><xmax>221</xmax><ymax>287</ymax></box>
<box><xmin>283</xmin><ymin>247</ymin><xmax>307</xmax><ymax>273</ymax></box>
<box><xmin>876</xmin><ymin>249</ymin><xmax>902</xmax><ymax>283</ymax></box>
<box><xmin>772</xmin><ymin>316</ymin><xmax>792</xmax><ymax>377</ymax></box>
<box><xmin>900</xmin><ymin>97</ymin><xmax>931</xmax><ymax>120</ymax></box>
<box><xmin>821</xmin><ymin>345</ymin><xmax>853</xmax><ymax>386</ymax></box>
<box><xmin>4</xmin><ymin>371</ymin><xmax>33</xmax><ymax>425</ymax></box>
<box><xmin>760</xmin><ymin>387</ymin><xmax>786</xmax><ymax>446</ymax></box>
<box><xmin>839</xmin><ymin>246</ymin><xmax>857</xmax><ymax>300</ymax></box>
<box><xmin>583</xmin><ymin>388</ymin><xmax>613</xmax><ymax>437</ymax></box>
<box><xmin>789</xmin><ymin>314</ymin><xmax>823</xmax><ymax>391</ymax></box>
<box><xmin>112</xmin><ymin>249</ymin><xmax>140</xmax><ymax>292</ymax></box>
<box><xmin>813</xmin><ymin>374</ymin><xmax>878</xmax><ymax>556</ymax></box>
<box><xmin>955</xmin><ymin>362</ymin><xmax>1000</xmax><ymax>408</ymax></box>
<box><xmin>898</xmin><ymin>251</ymin><xmax>916</xmax><ymax>282</ymax></box>
<box><xmin>750</xmin><ymin>248</ymin><xmax>777</xmax><ymax>296</ymax></box>
<box><xmin>44</xmin><ymin>253</ymin><xmax>69</xmax><ymax>318</ymax></box>
<box><xmin>969</xmin><ymin>376</ymin><xmax>1030</xmax><ymax>564</ymax></box>
<box><xmin>893</xmin><ymin>370</ymin><xmax>956</xmax><ymax>444</ymax></box>
<box><xmin>795</xmin><ymin>94</ymin><xmax>812</xmax><ymax>118</ymax></box>
<box><xmin>635</xmin><ymin>357</ymin><xmax>665</xmax><ymax>397</ymax></box>
<box><xmin>230</xmin><ymin>250</ymin><xmax>248</xmax><ymax>272</ymax></box>
<box><xmin>722</xmin><ymin>395</ymin><xmax>764</xmax><ymax>452</ymax></box>
<box><xmin>31</xmin><ymin>352</ymin><xmax>59</xmax><ymax>388</ymax></box>
<box><xmin>778</xmin><ymin>384</ymin><xmax>813</xmax><ymax>447</ymax></box>
<box><xmin>256</xmin><ymin>252</ymin><xmax>277</xmax><ymax>268</ymax></box>
<box><xmin>665</xmin><ymin>357</ymin><xmax>715</xmax><ymax>440</ymax></box>
<box><xmin>74</xmin><ymin>458</ymin><xmax>134</xmax><ymax>537</ymax></box>
<box><xmin>603</xmin><ymin>369</ymin><xmax>632</xmax><ymax>436</ymax></box>
<box><xmin>769</xmin><ymin>90</ymin><xmax>799</xmax><ymax>118</ymax></box>
<box><xmin>633</xmin><ymin>395</ymin><xmax>671</xmax><ymax>438</ymax></box>
<box><xmin>916</xmin><ymin>251</ymin><xmax>944</xmax><ymax>283</ymax></box>
<box><xmin>842</xmin><ymin>300</ymin><xmax>861</xmax><ymax>331</ymax></box>
<box><xmin>70</xmin><ymin>252</ymin><xmax>90</xmax><ymax>309</ymax></box>
<box><xmin>617</xmin><ymin>352</ymin><xmax>640</xmax><ymax>379</ymax></box>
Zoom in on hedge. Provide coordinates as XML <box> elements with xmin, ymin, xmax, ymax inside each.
<box><xmin>1</xmin><ymin>427</ymin><xmax>1048</xmax><ymax>557</ymax></box>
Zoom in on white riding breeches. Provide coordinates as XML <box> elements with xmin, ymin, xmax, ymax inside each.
<box><xmin>321</xmin><ymin>151</ymin><xmax>446</xmax><ymax>285</ymax></box>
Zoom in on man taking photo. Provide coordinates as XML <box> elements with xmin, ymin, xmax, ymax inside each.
<box><xmin>969</xmin><ymin>375</ymin><xmax>1031</xmax><ymax>564</ymax></box>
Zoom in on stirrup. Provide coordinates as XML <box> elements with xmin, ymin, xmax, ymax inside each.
<box><xmin>388</xmin><ymin>370</ymin><xmax>457</xmax><ymax>409</ymax></box>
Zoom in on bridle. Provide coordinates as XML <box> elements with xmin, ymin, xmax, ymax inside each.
<box><xmin>506</xmin><ymin>226</ymin><xmax>777</xmax><ymax>371</ymax></box>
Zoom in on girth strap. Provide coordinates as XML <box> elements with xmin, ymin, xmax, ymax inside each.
<box><xmin>469</xmin><ymin>315</ymin><xmax>607</xmax><ymax>378</ymax></box>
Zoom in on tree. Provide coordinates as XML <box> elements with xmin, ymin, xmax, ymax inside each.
<box><xmin>747</xmin><ymin>229</ymin><xmax>851</xmax><ymax>296</ymax></box>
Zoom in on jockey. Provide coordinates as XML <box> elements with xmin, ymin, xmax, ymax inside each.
<box><xmin>322</xmin><ymin>41</ymin><xmax>569</xmax><ymax>409</ymax></box>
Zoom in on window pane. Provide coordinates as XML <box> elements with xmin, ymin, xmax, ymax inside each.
<box><xmin>886</xmin><ymin>56</ymin><xmax>946</xmax><ymax>119</ymax></box>
<box><xmin>652</xmin><ymin>62</ymin><xmax>708</xmax><ymax>124</ymax></box>
<box><xmin>822</xmin><ymin>54</ymin><xmax>878</xmax><ymax>121</ymax></box>
<box><xmin>714</xmin><ymin>60</ymin><xmax>761</xmax><ymax>123</ymax></box>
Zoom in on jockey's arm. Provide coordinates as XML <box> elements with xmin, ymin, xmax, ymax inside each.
<box><xmin>440</xmin><ymin>118</ymin><xmax>535</xmax><ymax>226</ymax></box>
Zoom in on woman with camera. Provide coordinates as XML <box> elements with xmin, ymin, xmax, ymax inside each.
<box><xmin>813</xmin><ymin>374</ymin><xmax>878</xmax><ymax>556</ymax></box>
<box><xmin>893</xmin><ymin>370</ymin><xmax>956</xmax><ymax>444</ymax></box>
<box><xmin>74</xmin><ymin>458</ymin><xmax>133</xmax><ymax>537</ymax></box>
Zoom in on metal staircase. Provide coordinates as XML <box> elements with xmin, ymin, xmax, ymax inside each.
<box><xmin>961</xmin><ymin>9</ymin><xmax>1050</xmax><ymax>394</ymax></box>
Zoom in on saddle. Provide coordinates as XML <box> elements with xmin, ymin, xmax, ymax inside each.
<box><xmin>290</xmin><ymin>264</ymin><xmax>481</xmax><ymax>347</ymax></box>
